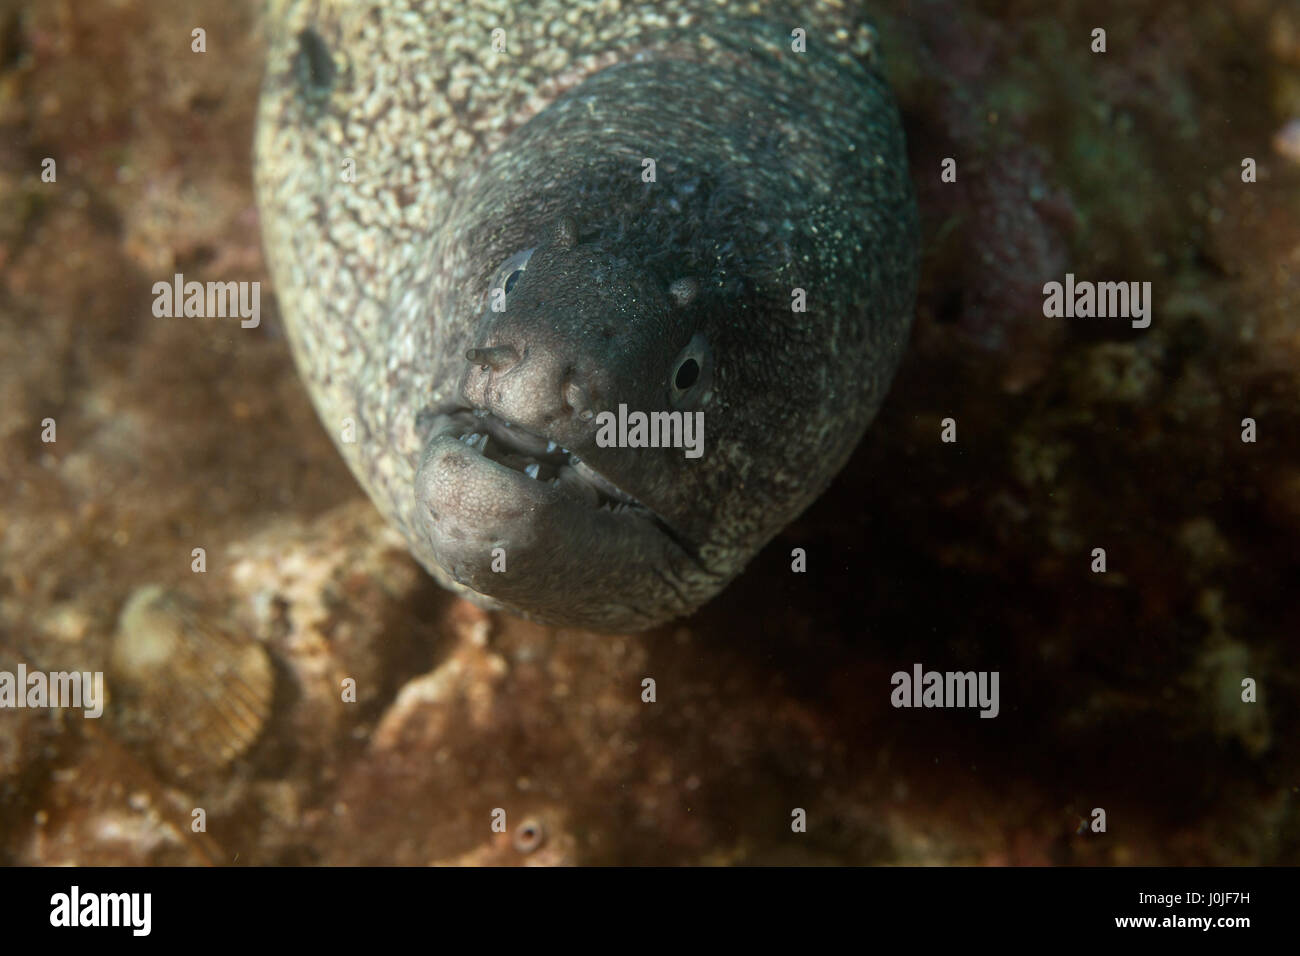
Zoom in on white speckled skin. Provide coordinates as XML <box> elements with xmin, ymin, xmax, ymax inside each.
<box><xmin>255</xmin><ymin>0</ymin><xmax>918</xmax><ymax>630</ymax></box>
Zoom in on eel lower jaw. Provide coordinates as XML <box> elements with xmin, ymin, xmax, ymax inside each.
<box><xmin>448</xmin><ymin>405</ymin><xmax>645</xmax><ymax>513</ymax></box>
<box><xmin>414</xmin><ymin>404</ymin><xmax>702</xmax><ymax>604</ymax></box>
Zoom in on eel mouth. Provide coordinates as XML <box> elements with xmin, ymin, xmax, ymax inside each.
<box><xmin>415</xmin><ymin>402</ymin><xmax>703</xmax><ymax>612</ymax></box>
<box><xmin>441</xmin><ymin>405</ymin><xmax>646</xmax><ymax>514</ymax></box>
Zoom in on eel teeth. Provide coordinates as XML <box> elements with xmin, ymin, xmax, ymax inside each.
<box><xmin>460</xmin><ymin>431</ymin><xmax>490</xmax><ymax>453</ymax></box>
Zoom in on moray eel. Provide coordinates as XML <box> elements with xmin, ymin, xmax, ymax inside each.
<box><xmin>254</xmin><ymin>0</ymin><xmax>919</xmax><ymax>631</ymax></box>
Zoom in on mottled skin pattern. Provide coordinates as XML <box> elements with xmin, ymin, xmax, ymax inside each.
<box><xmin>255</xmin><ymin>0</ymin><xmax>919</xmax><ymax>631</ymax></box>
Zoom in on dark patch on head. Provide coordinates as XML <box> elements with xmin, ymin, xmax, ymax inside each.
<box><xmin>293</xmin><ymin>28</ymin><xmax>336</xmax><ymax>102</ymax></box>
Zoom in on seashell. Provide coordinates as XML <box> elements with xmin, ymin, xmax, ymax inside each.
<box><xmin>110</xmin><ymin>585</ymin><xmax>274</xmax><ymax>778</ymax></box>
<box><xmin>512</xmin><ymin>816</ymin><xmax>546</xmax><ymax>855</ymax></box>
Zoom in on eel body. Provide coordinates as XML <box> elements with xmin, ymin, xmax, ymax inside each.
<box><xmin>255</xmin><ymin>0</ymin><xmax>919</xmax><ymax>630</ymax></box>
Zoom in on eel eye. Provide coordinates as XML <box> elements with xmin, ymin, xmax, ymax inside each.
<box><xmin>492</xmin><ymin>247</ymin><xmax>535</xmax><ymax>301</ymax></box>
<box><xmin>669</xmin><ymin>333</ymin><xmax>712</xmax><ymax>409</ymax></box>
<box><xmin>674</xmin><ymin>358</ymin><xmax>700</xmax><ymax>390</ymax></box>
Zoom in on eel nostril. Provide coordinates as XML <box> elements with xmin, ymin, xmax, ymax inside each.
<box><xmin>564</xmin><ymin>380</ymin><xmax>595</xmax><ymax>421</ymax></box>
<box><xmin>465</xmin><ymin>344</ymin><xmax>519</xmax><ymax>371</ymax></box>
